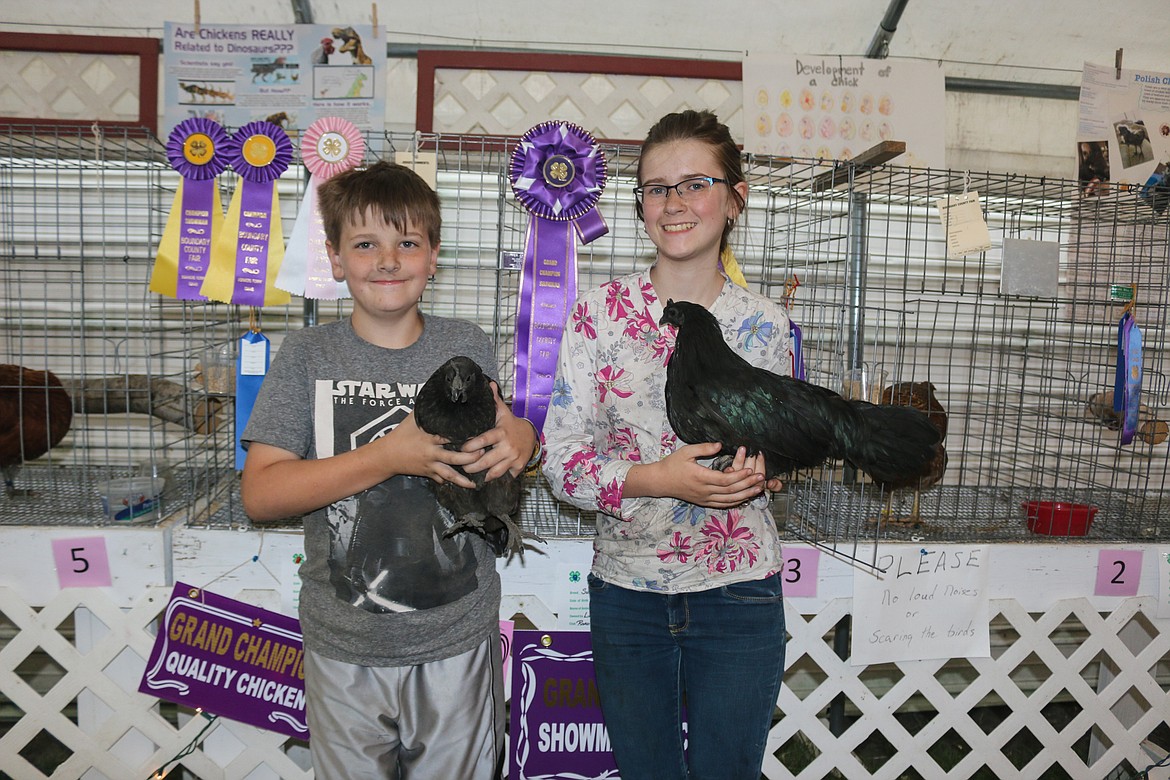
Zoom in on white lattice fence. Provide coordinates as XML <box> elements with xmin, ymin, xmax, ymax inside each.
<box><xmin>0</xmin><ymin>585</ymin><xmax>308</xmax><ymax>780</ymax></box>
<box><xmin>770</xmin><ymin>596</ymin><xmax>1170</xmax><ymax>779</ymax></box>
<box><xmin>1</xmin><ymin>534</ymin><xmax>1169</xmax><ymax>779</ymax></box>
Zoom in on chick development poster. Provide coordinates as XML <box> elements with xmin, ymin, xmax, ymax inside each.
<box><xmin>742</xmin><ymin>53</ymin><xmax>946</xmax><ymax>167</ymax></box>
<box><xmin>162</xmin><ymin>21</ymin><xmax>385</xmax><ymax>137</ymax></box>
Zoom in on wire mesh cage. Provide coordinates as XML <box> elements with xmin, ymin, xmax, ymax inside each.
<box><xmin>2</xmin><ymin>124</ymin><xmax>1167</xmax><ymax>552</ymax></box>
<box><xmin>1</xmin><ymin>125</ymin><xmax>229</xmax><ymax>525</ymax></box>
<box><xmin>750</xmin><ymin>158</ymin><xmax>1170</xmax><ymax>552</ymax></box>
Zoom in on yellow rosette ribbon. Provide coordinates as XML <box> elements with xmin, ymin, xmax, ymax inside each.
<box><xmin>201</xmin><ymin>122</ymin><xmax>293</xmax><ymax>307</ymax></box>
<box><xmin>150</xmin><ymin>118</ymin><xmax>229</xmax><ymax>300</ymax></box>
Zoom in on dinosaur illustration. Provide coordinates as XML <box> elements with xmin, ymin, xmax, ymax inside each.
<box><xmin>332</xmin><ymin>27</ymin><xmax>373</xmax><ymax>65</ymax></box>
<box><xmin>346</xmin><ymin>73</ymin><xmax>368</xmax><ymax>98</ymax></box>
<box><xmin>179</xmin><ymin>83</ymin><xmax>235</xmax><ymax>103</ymax></box>
<box><xmin>251</xmin><ymin>57</ymin><xmax>288</xmax><ymax>83</ymax></box>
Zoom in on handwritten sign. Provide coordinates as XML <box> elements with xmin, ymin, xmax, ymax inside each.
<box><xmin>782</xmin><ymin>547</ymin><xmax>820</xmax><ymax>598</ymax></box>
<box><xmin>138</xmin><ymin>582</ymin><xmax>307</xmax><ymax>739</ymax></box>
<box><xmin>52</xmin><ymin>537</ymin><xmax>112</xmax><ymax>588</ymax></box>
<box><xmin>1095</xmin><ymin>549</ymin><xmax>1143</xmax><ymax>597</ymax></box>
<box><xmin>851</xmin><ymin>545</ymin><xmax>991</xmax><ymax>665</ymax></box>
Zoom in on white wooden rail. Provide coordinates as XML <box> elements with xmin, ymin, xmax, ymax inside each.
<box><xmin>0</xmin><ymin>528</ymin><xmax>1168</xmax><ymax>779</ymax></box>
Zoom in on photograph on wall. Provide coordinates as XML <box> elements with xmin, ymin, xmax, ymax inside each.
<box><xmin>741</xmin><ymin>53</ymin><xmax>946</xmax><ymax>167</ymax></box>
<box><xmin>163</xmin><ymin>22</ymin><xmax>385</xmax><ymax>137</ymax></box>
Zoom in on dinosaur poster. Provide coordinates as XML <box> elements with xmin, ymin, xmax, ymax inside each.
<box><xmin>162</xmin><ymin>22</ymin><xmax>385</xmax><ymax>139</ymax></box>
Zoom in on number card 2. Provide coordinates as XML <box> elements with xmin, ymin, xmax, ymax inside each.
<box><xmin>1095</xmin><ymin>549</ymin><xmax>1142</xmax><ymax>597</ymax></box>
<box><xmin>51</xmin><ymin>537</ymin><xmax>113</xmax><ymax>588</ymax></box>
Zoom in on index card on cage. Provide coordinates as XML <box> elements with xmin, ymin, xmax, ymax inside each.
<box><xmin>935</xmin><ymin>192</ymin><xmax>992</xmax><ymax>258</ymax></box>
<box><xmin>394</xmin><ymin>151</ymin><xmax>438</xmax><ymax>190</ymax></box>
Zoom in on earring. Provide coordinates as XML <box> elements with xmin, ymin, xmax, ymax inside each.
<box><xmin>428</xmin><ymin>274</ymin><xmax>436</xmax><ymax>281</ymax></box>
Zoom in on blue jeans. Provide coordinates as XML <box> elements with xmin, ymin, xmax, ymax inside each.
<box><xmin>588</xmin><ymin>572</ymin><xmax>786</xmax><ymax>780</ymax></box>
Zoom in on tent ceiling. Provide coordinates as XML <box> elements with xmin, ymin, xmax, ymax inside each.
<box><xmin>2</xmin><ymin>0</ymin><xmax>1165</xmax><ymax>88</ymax></box>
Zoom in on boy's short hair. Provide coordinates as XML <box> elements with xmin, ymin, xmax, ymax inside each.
<box><xmin>317</xmin><ymin>161</ymin><xmax>441</xmax><ymax>248</ymax></box>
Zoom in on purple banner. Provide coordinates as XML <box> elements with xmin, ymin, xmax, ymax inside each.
<box><xmin>510</xmin><ymin>122</ymin><xmax>608</xmax><ymax>432</ymax></box>
<box><xmin>138</xmin><ymin>582</ymin><xmax>308</xmax><ymax>740</ymax></box>
<box><xmin>509</xmin><ymin>630</ymin><xmax>617</xmax><ymax>780</ymax></box>
<box><xmin>232</xmin><ymin>182</ymin><xmax>274</xmax><ymax>308</ymax></box>
<box><xmin>176</xmin><ymin>178</ymin><xmax>213</xmax><ymax>301</ymax></box>
<box><xmin>513</xmin><ymin>218</ymin><xmax>578</xmax><ymax>431</ymax></box>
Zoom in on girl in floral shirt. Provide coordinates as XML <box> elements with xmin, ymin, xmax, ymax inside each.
<box><xmin>541</xmin><ymin>110</ymin><xmax>791</xmax><ymax>780</ymax></box>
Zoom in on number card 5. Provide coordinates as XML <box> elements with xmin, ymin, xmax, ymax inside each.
<box><xmin>51</xmin><ymin>537</ymin><xmax>113</xmax><ymax>589</ymax></box>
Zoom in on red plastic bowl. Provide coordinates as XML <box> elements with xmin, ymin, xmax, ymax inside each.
<box><xmin>1021</xmin><ymin>501</ymin><xmax>1098</xmax><ymax>536</ymax></box>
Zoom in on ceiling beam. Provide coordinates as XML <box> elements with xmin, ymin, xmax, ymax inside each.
<box><xmin>864</xmin><ymin>0</ymin><xmax>911</xmax><ymax>59</ymax></box>
<box><xmin>290</xmin><ymin>0</ymin><xmax>313</xmax><ymax>24</ymax></box>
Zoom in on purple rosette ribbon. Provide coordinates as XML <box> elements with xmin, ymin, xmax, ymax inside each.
<box><xmin>166</xmin><ymin>118</ymin><xmax>229</xmax><ymax>300</ymax></box>
<box><xmin>221</xmin><ymin>121</ymin><xmax>293</xmax><ymax>307</ymax></box>
<box><xmin>510</xmin><ymin>122</ymin><xmax>608</xmax><ymax>431</ymax></box>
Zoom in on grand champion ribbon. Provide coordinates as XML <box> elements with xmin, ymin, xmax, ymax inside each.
<box><xmin>150</xmin><ymin>118</ymin><xmax>229</xmax><ymax>300</ymax></box>
<box><xmin>510</xmin><ymin>122</ymin><xmax>608</xmax><ymax>432</ymax></box>
<box><xmin>277</xmin><ymin>117</ymin><xmax>365</xmax><ymax>299</ymax></box>
<box><xmin>202</xmin><ymin>121</ymin><xmax>293</xmax><ymax>307</ymax></box>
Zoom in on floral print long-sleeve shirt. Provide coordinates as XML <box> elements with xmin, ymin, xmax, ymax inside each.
<box><xmin>541</xmin><ymin>270</ymin><xmax>795</xmax><ymax>593</ymax></box>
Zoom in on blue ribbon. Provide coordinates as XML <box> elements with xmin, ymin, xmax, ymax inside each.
<box><xmin>1115</xmin><ymin>312</ymin><xmax>1142</xmax><ymax>445</ymax></box>
<box><xmin>235</xmin><ymin>331</ymin><xmax>271</xmax><ymax>469</ymax></box>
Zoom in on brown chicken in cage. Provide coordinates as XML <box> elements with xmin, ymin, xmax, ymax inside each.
<box><xmin>876</xmin><ymin>381</ymin><xmax>948</xmax><ymax>527</ymax></box>
<box><xmin>0</xmin><ymin>365</ymin><xmax>74</xmax><ymax>498</ymax></box>
<box><xmin>2</xmin><ymin>363</ymin><xmax>229</xmax><ymax>498</ymax></box>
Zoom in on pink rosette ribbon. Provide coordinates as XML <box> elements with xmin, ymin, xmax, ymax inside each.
<box><xmin>510</xmin><ymin>121</ymin><xmax>609</xmax><ymax>431</ymax></box>
<box><xmin>278</xmin><ymin>117</ymin><xmax>365</xmax><ymax>299</ymax></box>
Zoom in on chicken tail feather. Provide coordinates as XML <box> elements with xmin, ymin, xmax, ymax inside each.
<box><xmin>843</xmin><ymin>402</ymin><xmax>941</xmax><ymax>485</ymax></box>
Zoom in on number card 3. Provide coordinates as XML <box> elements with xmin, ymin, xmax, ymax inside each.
<box><xmin>782</xmin><ymin>547</ymin><xmax>820</xmax><ymax>598</ymax></box>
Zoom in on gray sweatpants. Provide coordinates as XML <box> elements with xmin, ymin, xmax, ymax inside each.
<box><xmin>305</xmin><ymin>637</ymin><xmax>505</xmax><ymax>779</ymax></box>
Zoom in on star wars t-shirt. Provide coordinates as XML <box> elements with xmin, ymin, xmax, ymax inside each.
<box><xmin>242</xmin><ymin>316</ymin><xmax>502</xmax><ymax>667</ymax></box>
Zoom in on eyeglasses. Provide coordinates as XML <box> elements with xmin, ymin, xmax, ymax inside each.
<box><xmin>633</xmin><ymin>176</ymin><xmax>728</xmax><ymax>204</ymax></box>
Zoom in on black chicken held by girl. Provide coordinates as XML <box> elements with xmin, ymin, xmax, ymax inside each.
<box><xmin>412</xmin><ymin>355</ymin><xmax>537</xmax><ymax>556</ymax></box>
<box><xmin>659</xmin><ymin>300</ymin><xmax>940</xmax><ymax>486</ymax></box>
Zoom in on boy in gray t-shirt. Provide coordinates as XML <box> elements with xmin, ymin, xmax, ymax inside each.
<box><xmin>241</xmin><ymin>162</ymin><xmax>537</xmax><ymax>779</ymax></box>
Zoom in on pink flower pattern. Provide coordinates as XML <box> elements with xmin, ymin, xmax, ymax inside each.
<box><xmin>657</xmin><ymin>530</ymin><xmax>693</xmax><ymax>563</ymax></box>
<box><xmin>572</xmin><ymin>301</ymin><xmax>597</xmax><ymax>340</ymax></box>
<box><xmin>596</xmin><ymin>364</ymin><xmax>634</xmax><ymax>403</ymax></box>
<box><xmin>609</xmin><ymin>427</ymin><xmax>642</xmax><ymax>462</ymax></box>
<box><xmin>562</xmin><ymin>449</ymin><xmax>600</xmax><ymax>497</ymax></box>
<box><xmin>695</xmin><ymin>510</ymin><xmax>761</xmax><ymax>574</ymax></box>
<box><xmin>605</xmin><ymin>281</ymin><xmax>635</xmax><ymax>321</ymax></box>
<box><xmin>599</xmin><ymin>479</ymin><xmax>623</xmax><ymax>515</ymax></box>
